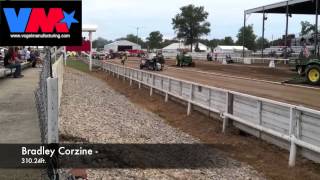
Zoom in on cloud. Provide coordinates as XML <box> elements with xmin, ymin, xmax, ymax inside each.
<box><xmin>82</xmin><ymin>0</ymin><xmax>314</xmax><ymax>41</ymax></box>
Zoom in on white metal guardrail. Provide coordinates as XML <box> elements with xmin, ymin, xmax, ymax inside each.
<box><xmin>87</xmin><ymin>59</ymin><xmax>320</xmax><ymax>167</ymax></box>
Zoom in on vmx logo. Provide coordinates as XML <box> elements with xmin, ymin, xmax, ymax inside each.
<box><xmin>3</xmin><ymin>8</ymin><xmax>79</xmax><ymax>33</ymax></box>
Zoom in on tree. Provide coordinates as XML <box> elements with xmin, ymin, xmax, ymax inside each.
<box><xmin>208</xmin><ymin>39</ymin><xmax>223</xmax><ymax>49</ymax></box>
<box><xmin>172</xmin><ymin>4</ymin><xmax>211</xmax><ymax>52</ymax></box>
<box><xmin>200</xmin><ymin>38</ymin><xmax>234</xmax><ymax>51</ymax></box>
<box><xmin>147</xmin><ymin>31</ymin><xmax>163</xmax><ymax>49</ymax></box>
<box><xmin>236</xmin><ymin>25</ymin><xmax>257</xmax><ymax>51</ymax></box>
<box><xmin>223</xmin><ymin>36</ymin><xmax>234</xmax><ymax>45</ymax></box>
<box><xmin>300</xmin><ymin>21</ymin><xmax>315</xmax><ymax>36</ymax></box>
<box><xmin>256</xmin><ymin>37</ymin><xmax>270</xmax><ymax>50</ymax></box>
<box><xmin>92</xmin><ymin>37</ymin><xmax>112</xmax><ymax>49</ymax></box>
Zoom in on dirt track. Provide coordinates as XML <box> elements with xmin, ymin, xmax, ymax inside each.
<box><xmin>105</xmin><ymin>58</ymin><xmax>320</xmax><ymax>110</ymax></box>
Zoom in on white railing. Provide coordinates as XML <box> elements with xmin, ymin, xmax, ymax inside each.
<box><xmin>89</xmin><ymin>59</ymin><xmax>320</xmax><ymax>166</ymax></box>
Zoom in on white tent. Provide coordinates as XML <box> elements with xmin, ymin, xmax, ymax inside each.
<box><xmin>104</xmin><ymin>40</ymin><xmax>141</xmax><ymax>52</ymax></box>
<box><xmin>214</xmin><ymin>46</ymin><xmax>248</xmax><ymax>54</ymax></box>
<box><xmin>162</xmin><ymin>42</ymin><xmax>209</xmax><ymax>53</ymax></box>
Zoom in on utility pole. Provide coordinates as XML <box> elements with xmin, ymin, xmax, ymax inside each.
<box><xmin>315</xmin><ymin>0</ymin><xmax>319</xmax><ymax>56</ymax></box>
<box><xmin>262</xmin><ymin>11</ymin><xmax>267</xmax><ymax>57</ymax></box>
<box><xmin>132</xmin><ymin>26</ymin><xmax>144</xmax><ymax>45</ymax></box>
<box><xmin>136</xmin><ymin>27</ymin><xmax>139</xmax><ymax>45</ymax></box>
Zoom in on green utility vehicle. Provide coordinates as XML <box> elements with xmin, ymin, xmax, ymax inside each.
<box><xmin>289</xmin><ymin>57</ymin><xmax>320</xmax><ymax>85</ymax></box>
<box><xmin>176</xmin><ymin>52</ymin><xmax>195</xmax><ymax>67</ymax></box>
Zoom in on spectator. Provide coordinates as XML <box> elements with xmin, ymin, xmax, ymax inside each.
<box><xmin>29</xmin><ymin>48</ymin><xmax>38</xmax><ymax>68</ymax></box>
<box><xmin>4</xmin><ymin>47</ymin><xmax>24</xmax><ymax>78</ymax></box>
<box><xmin>16</xmin><ymin>47</ymin><xmax>23</xmax><ymax>60</ymax></box>
<box><xmin>26</xmin><ymin>47</ymin><xmax>31</xmax><ymax>62</ymax></box>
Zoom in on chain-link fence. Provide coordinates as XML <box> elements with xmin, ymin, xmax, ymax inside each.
<box><xmin>34</xmin><ymin>47</ymin><xmax>75</xmax><ymax>180</ymax></box>
<box><xmin>35</xmin><ymin>48</ymin><xmax>51</xmax><ymax>144</ymax></box>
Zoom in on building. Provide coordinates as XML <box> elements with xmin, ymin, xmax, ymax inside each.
<box><xmin>104</xmin><ymin>40</ymin><xmax>141</xmax><ymax>52</ymax></box>
<box><xmin>162</xmin><ymin>42</ymin><xmax>209</xmax><ymax>53</ymax></box>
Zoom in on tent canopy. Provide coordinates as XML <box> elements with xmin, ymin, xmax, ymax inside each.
<box><xmin>215</xmin><ymin>46</ymin><xmax>248</xmax><ymax>51</ymax></box>
<box><xmin>245</xmin><ymin>0</ymin><xmax>318</xmax><ymax>15</ymax></box>
<box><xmin>163</xmin><ymin>42</ymin><xmax>209</xmax><ymax>51</ymax></box>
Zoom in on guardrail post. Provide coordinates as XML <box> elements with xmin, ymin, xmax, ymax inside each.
<box><xmin>223</xmin><ymin>92</ymin><xmax>234</xmax><ymax>133</ymax></box>
<box><xmin>161</xmin><ymin>78</ymin><xmax>164</xmax><ymax>90</ymax></box>
<box><xmin>117</xmin><ymin>67</ymin><xmax>120</xmax><ymax>79</ymax></box>
<box><xmin>165</xmin><ymin>78</ymin><xmax>171</xmax><ymax>102</ymax></box>
<box><xmin>47</xmin><ymin>77</ymin><xmax>59</xmax><ymax>143</ymax></box>
<box><xmin>180</xmin><ymin>81</ymin><xmax>183</xmax><ymax>96</ymax></box>
<box><xmin>63</xmin><ymin>46</ymin><xmax>67</xmax><ymax>66</ymax></box>
<box><xmin>123</xmin><ymin>68</ymin><xmax>126</xmax><ymax>81</ymax></box>
<box><xmin>187</xmin><ymin>84</ymin><xmax>193</xmax><ymax>116</ymax></box>
<box><xmin>289</xmin><ymin>107</ymin><xmax>297</xmax><ymax>167</ymax></box>
<box><xmin>150</xmin><ymin>74</ymin><xmax>154</xmax><ymax>96</ymax></box>
<box><xmin>257</xmin><ymin>101</ymin><xmax>262</xmax><ymax>138</ymax></box>
<box><xmin>129</xmin><ymin>70</ymin><xmax>133</xmax><ymax>86</ymax></box>
<box><xmin>138</xmin><ymin>72</ymin><xmax>142</xmax><ymax>89</ymax></box>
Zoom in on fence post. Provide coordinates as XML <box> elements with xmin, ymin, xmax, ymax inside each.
<box><xmin>138</xmin><ymin>72</ymin><xmax>142</xmax><ymax>89</ymax></box>
<box><xmin>117</xmin><ymin>67</ymin><xmax>120</xmax><ymax>79</ymax></box>
<box><xmin>165</xmin><ymin>78</ymin><xmax>171</xmax><ymax>102</ymax></box>
<box><xmin>63</xmin><ymin>46</ymin><xmax>67</xmax><ymax>66</ymax></box>
<box><xmin>223</xmin><ymin>92</ymin><xmax>234</xmax><ymax>133</ymax></box>
<box><xmin>123</xmin><ymin>68</ymin><xmax>126</xmax><ymax>81</ymax></box>
<box><xmin>47</xmin><ymin>77</ymin><xmax>59</xmax><ymax>143</ymax></box>
<box><xmin>180</xmin><ymin>81</ymin><xmax>183</xmax><ymax>96</ymax></box>
<box><xmin>289</xmin><ymin>107</ymin><xmax>297</xmax><ymax>167</ymax></box>
<box><xmin>150</xmin><ymin>74</ymin><xmax>154</xmax><ymax>96</ymax></box>
<box><xmin>257</xmin><ymin>101</ymin><xmax>262</xmax><ymax>138</ymax></box>
<box><xmin>187</xmin><ymin>84</ymin><xmax>193</xmax><ymax>116</ymax></box>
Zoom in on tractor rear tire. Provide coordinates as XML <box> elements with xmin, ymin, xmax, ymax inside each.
<box><xmin>306</xmin><ymin>65</ymin><xmax>320</xmax><ymax>85</ymax></box>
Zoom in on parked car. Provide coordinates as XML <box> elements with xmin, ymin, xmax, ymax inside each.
<box><xmin>92</xmin><ymin>51</ymin><xmax>107</xmax><ymax>60</ymax></box>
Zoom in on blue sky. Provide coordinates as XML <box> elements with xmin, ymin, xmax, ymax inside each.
<box><xmin>82</xmin><ymin>0</ymin><xmax>315</xmax><ymax>41</ymax></box>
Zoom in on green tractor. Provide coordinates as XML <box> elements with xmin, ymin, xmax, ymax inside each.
<box><xmin>176</xmin><ymin>52</ymin><xmax>195</xmax><ymax>67</ymax></box>
<box><xmin>289</xmin><ymin>57</ymin><xmax>320</xmax><ymax>85</ymax></box>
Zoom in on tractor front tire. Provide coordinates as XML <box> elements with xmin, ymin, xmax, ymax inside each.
<box><xmin>306</xmin><ymin>65</ymin><xmax>320</xmax><ymax>85</ymax></box>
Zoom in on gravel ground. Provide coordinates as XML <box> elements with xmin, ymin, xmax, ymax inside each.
<box><xmin>59</xmin><ymin>68</ymin><xmax>265</xmax><ymax>180</ymax></box>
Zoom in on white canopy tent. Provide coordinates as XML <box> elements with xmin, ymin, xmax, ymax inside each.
<box><xmin>104</xmin><ymin>40</ymin><xmax>141</xmax><ymax>52</ymax></box>
<box><xmin>162</xmin><ymin>42</ymin><xmax>209</xmax><ymax>53</ymax></box>
<box><xmin>214</xmin><ymin>46</ymin><xmax>248</xmax><ymax>54</ymax></box>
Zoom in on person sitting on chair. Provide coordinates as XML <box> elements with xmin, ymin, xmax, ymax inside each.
<box><xmin>4</xmin><ymin>47</ymin><xmax>24</xmax><ymax>78</ymax></box>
